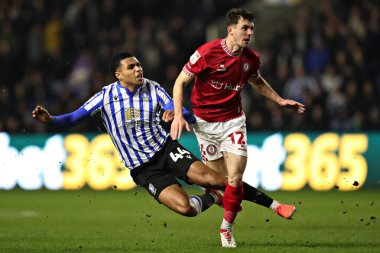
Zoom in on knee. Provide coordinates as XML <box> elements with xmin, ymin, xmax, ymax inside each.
<box><xmin>228</xmin><ymin>174</ymin><xmax>243</xmax><ymax>186</ymax></box>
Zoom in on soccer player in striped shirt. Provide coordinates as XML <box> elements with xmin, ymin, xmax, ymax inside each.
<box><xmin>171</xmin><ymin>8</ymin><xmax>305</xmax><ymax>247</ymax></box>
<box><xmin>32</xmin><ymin>52</ymin><xmax>227</xmax><ymax>217</ymax></box>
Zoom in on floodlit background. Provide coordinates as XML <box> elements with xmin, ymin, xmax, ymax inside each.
<box><xmin>0</xmin><ymin>0</ymin><xmax>379</xmax><ymax>252</ymax></box>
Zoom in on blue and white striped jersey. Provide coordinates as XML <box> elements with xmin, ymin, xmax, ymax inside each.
<box><xmin>82</xmin><ymin>78</ymin><xmax>171</xmax><ymax>169</ymax></box>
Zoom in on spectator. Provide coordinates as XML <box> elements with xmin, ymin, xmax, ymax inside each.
<box><xmin>0</xmin><ymin>0</ymin><xmax>379</xmax><ymax>132</ymax></box>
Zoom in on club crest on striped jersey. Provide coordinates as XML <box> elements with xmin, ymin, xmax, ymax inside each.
<box><xmin>140</xmin><ymin>87</ymin><xmax>150</xmax><ymax>101</ymax></box>
<box><xmin>243</xmin><ymin>63</ymin><xmax>250</xmax><ymax>72</ymax></box>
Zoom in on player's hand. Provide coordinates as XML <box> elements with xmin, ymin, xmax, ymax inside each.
<box><xmin>32</xmin><ymin>105</ymin><xmax>53</xmax><ymax>124</ymax></box>
<box><xmin>170</xmin><ymin>116</ymin><xmax>191</xmax><ymax>140</ymax></box>
<box><xmin>279</xmin><ymin>99</ymin><xmax>305</xmax><ymax>114</ymax></box>
<box><xmin>162</xmin><ymin>110</ymin><xmax>174</xmax><ymax>122</ymax></box>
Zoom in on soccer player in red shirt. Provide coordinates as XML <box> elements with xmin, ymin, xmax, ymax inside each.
<box><xmin>171</xmin><ymin>8</ymin><xmax>305</xmax><ymax>248</ymax></box>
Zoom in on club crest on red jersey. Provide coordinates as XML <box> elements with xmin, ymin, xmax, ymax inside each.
<box><xmin>243</xmin><ymin>63</ymin><xmax>250</xmax><ymax>72</ymax></box>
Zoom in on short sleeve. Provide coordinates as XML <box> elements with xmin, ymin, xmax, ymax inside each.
<box><xmin>156</xmin><ymin>85</ymin><xmax>172</xmax><ymax>108</ymax></box>
<box><xmin>182</xmin><ymin>48</ymin><xmax>207</xmax><ymax>77</ymax></box>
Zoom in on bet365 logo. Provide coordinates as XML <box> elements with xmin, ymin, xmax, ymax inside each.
<box><xmin>243</xmin><ymin>133</ymin><xmax>368</xmax><ymax>191</ymax></box>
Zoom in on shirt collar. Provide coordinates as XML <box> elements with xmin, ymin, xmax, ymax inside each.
<box><xmin>221</xmin><ymin>39</ymin><xmax>241</xmax><ymax>57</ymax></box>
<box><xmin>117</xmin><ymin>80</ymin><xmax>144</xmax><ymax>96</ymax></box>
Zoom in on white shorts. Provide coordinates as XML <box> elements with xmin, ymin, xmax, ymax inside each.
<box><xmin>193</xmin><ymin>114</ymin><xmax>247</xmax><ymax>162</ymax></box>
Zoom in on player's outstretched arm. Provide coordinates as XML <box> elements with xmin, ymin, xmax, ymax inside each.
<box><xmin>32</xmin><ymin>105</ymin><xmax>53</xmax><ymax>124</ymax></box>
<box><xmin>278</xmin><ymin>99</ymin><xmax>305</xmax><ymax>114</ymax></box>
<box><xmin>248</xmin><ymin>75</ymin><xmax>305</xmax><ymax>114</ymax></box>
<box><xmin>32</xmin><ymin>106</ymin><xmax>90</xmax><ymax>127</ymax></box>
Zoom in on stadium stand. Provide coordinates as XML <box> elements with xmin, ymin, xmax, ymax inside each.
<box><xmin>0</xmin><ymin>0</ymin><xmax>379</xmax><ymax>133</ymax></box>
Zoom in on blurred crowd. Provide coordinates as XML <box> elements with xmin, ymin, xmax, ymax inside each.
<box><xmin>0</xmin><ymin>0</ymin><xmax>379</xmax><ymax>133</ymax></box>
<box><xmin>246</xmin><ymin>0</ymin><xmax>380</xmax><ymax>131</ymax></box>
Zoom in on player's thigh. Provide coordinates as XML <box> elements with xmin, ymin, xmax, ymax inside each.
<box><xmin>193</xmin><ymin>118</ymin><xmax>223</xmax><ymax>162</ymax></box>
<box><xmin>205</xmin><ymin>157</ymin><xmax>228</xmax><ymax>176</ymax></box>
<box><xmin>130</xmin><ymin>150</ymin><xmax>180</xmax><ymax>201</ymax></box>
<box><xmin>219</xmin><ymin>114</ymin><xmax>248</xmax><ymax>176</ymax></box>
<box><xmin>186</xmin><ymin>161</ymin><xmax>226</xmax><ymax>189</ymax></box>
<box><xmin>158</xmin><ymin>184</ymin><xmax>193</xmax><ymax>214</ymax></box>
<box><xmin>220</xmin><ymin>114</ymin><xmax>248</xmax><ymax>159</ymax></box>
<box><xmin>223</xmin><ymin>151</ymin><xmax>247</xmax><ymax>178</ymax></box>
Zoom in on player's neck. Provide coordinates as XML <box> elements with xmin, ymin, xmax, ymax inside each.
<box><xmin>225</xmin><ymin>37</ymin><xmax>242</xmax><ymax>54</ymax></box>
<box><xmin>119</xmin><ymin>81</ymin><xmax>140</xmax><ymax>92</ymax></box>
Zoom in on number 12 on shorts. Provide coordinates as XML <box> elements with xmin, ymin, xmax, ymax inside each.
<box><xmin>229</xmin><ymin>131</ymin><xmax>246</xmax><ymax>144</ymax></box>
<box><xmin>170</xmin><ymin>147</ymin><xmax>191</xmax><ymax>162</ymax></box>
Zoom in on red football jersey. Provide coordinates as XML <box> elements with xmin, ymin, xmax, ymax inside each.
<box><xmin>183</xmin><ymin>38</ymin><xmax>261</xmax><ymax>122</ymax></box>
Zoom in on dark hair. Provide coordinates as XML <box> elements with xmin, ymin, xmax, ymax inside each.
<box><xmin>109</xmin><ymin>52</ymin><xmax>134</xmax><ymax>76</ymax></box>
<box><xmin>226</xmin><ymin>8</ymin><xmax>255</xmax><ymax>26</ymax></box>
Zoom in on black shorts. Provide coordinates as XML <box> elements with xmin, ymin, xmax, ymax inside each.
<box><xmin>130</xmin><ymin>138</ymin><xmax>200</xmax><ymax>201</ymax></box>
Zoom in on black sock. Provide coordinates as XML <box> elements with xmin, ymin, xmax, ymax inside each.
<box><xmin>196</xmin><ymin>193</ymin><xmax>215</xmax><ymax>212</ymax></box>
<box><xmin>243</xmin><ymin>182</ymin><xmax>273</xmax><ymax>208</ymax></box>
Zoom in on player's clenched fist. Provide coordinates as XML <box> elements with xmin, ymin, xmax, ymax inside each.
<box><xmin>32</xmin><ymin>105</ymin><xmax>52</xmax><ymax>124</ymax></box>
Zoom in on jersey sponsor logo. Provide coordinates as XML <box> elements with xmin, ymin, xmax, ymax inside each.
<box><xmin>217</xmin><ymin>64</ymin><xmax>227</xmax><ymax>72</ymax></box>
<box><xmin>243</xmin><ymin>63</ymin><xmax>250</xmax><ymax>72</ymax></box>
<box><xmin>206</xmin><ymin>144</ymin><xmax>217</xmax><ymax>156</ymax></box>
<box><xmin>125</xmin><ymin>108</ymin><xmax>147</xmax><ymax>128</ymax></box>
<box><xmin>210</xmin><ymin>80</ymin><xmax>243</xmax><ymax>91</ymax></box>
<box><xmin>189</xmin><ymin>50</ymin><xmax>201</xmax><ymax>64</ymax></box>
<box><xmin>125</xmin><ymin>108</ymin><xmax>137</xmax><ymax>120</ymax></box>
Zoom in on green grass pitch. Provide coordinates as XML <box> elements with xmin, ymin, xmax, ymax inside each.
<box><xmin>0</xmin><ymin>188</ymin><xmax>379</xmax><ymax>253</ymax></box>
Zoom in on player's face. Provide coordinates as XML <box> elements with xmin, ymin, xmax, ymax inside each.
<box><xmin>116</xmin><ymin>57</ymin><xmax>144</xmax><ymax>86</ymax></box>
<box><xmin>229</xmin><ymin>18</ymin><xmax>254</xmax><ymax>48</ymax></box>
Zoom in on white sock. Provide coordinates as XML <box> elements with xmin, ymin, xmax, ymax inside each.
<box><xmin>270</xmin><ymin>200</ymin><xmax>280</xmax><ymax>211</ymax></box>
<box><xmin>189</xmin><ymin>196</ymin><xmax>202</xmax><ymax>215</ymax></box>
<box><xmin>221</xmin><ymin>218</ymin><xmax>233</xmax><ymax>231</ymax></box>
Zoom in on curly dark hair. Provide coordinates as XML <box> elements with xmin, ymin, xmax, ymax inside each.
<box><xmin>226</xmin><ymin>8</ymin><xmax>255</xmax><ymax>26</ymax></box>
<box><xmin>109</xmin><ymin>52</ymin><xmax>135</xmax><ymax>78</ymax></box>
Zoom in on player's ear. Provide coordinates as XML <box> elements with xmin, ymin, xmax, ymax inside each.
<box><xmin>227</xmin><ymin>25</ymin><xmax>234</xmax><ymax>35</ymax></box>
<box><xmin>115</xmin><ymin>71</ymin><xmax>121</xmax><ymax>80</ymax></box>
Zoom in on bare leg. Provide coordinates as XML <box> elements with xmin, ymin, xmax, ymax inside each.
<box><xmin>158</xmin><ymin>184</ymin><xmax>197</xmax><ymax>217</ymax></box>
<box><xmin>186</xmin><ymin>161</ymin><xmax>226</xmax><ymax>189</ymax></box>
<box><xmin>158</xmin><ymin>184</ymin><xmax>217</xmax><ymax>217</ymax></box>
<box><xmin>204</xmin><ymin>157</ymin><xmax>228</xmax><ymax>176</ymax></box>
